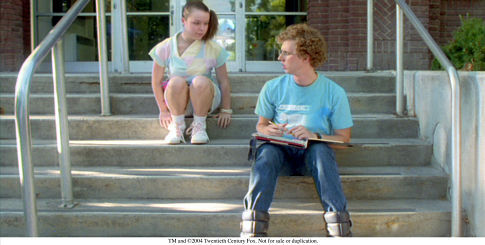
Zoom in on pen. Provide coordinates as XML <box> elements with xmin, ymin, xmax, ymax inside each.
<box><xmin>270</xmin><ymin>121</ymin><xmax>287</xmax><ymax>133</ymax></box>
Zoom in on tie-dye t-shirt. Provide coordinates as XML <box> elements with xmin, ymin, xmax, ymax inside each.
<box><xmin>149</xmin><ymin>31</ymin><xmax>229</xmax><ymax>84</ymax></box>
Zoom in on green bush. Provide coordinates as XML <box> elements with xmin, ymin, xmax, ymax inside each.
<box><xmin>432</xmin><ymin>15</ymin><xmax>485</xmax><ymax>71</ymax></box>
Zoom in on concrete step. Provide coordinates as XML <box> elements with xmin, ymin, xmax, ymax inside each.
<box><xmin>0</xmin><ymin>72</ymin><xmax>396</xmax><ymax>94</ymax></box>
<box><xmin>0</xmin><ymin>114</ymin><xmax>419</xmax><ymax>140</ymax></box>
<box><xmin>0</xmin><ymin>166</ymin><xmax>447</xmax><ymax>200</ymax></box>
<box><xmin>0</xmin><ymin>138</ymin><xmax>432</xmax><ymax>167</ymax></box>
<box><xmin>0</xmin><ymin>198</ymin><xmax>450</xmax><ymax>236</ymax></box>
<box><xmin>0</xmin><ymin>92</ymin><xmax>396</xmax><ymax>115</ymax></box>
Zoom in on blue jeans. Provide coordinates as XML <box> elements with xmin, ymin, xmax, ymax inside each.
<box><xmin>244</xmin><ymin>142</ymin><xmax>348</xmax><ymax>212</ymax></box>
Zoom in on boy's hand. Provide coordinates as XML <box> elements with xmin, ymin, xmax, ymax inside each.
<box><xmin>266</xmin><ymin>122</ymin><xmax>288</xmax><ymax>137</ymax></box>
<box><xmin>288</xmin><ymin>125</ymin><xmax>314</xmax><ymax>140</ymax></box>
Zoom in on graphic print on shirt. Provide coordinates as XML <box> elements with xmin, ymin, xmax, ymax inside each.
<box><xmin>277</xmin><ymin>104</ymin><xmax>311</xmax><ymax>132</ymax></box>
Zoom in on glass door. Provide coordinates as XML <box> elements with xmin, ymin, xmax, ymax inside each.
<box><xmin>34</xmin><ymin>0</ymin><xmax>307</xmax><ymax>73</ymax></box>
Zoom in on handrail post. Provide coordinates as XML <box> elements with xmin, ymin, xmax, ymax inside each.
<box><xmin>120</xmin><ymin>0</ymin><xmax>130</xmax><ymax>73</ymax></box>
<box><xmin>395</xmin><ymin>4</ymin><xmax>405</xmax><ymax>116</ymax></box>
<box><xmin>52</xmin><ymin>40</ymin><xmax>76</xmax><ymax>208</ymax></box>
<box><xmin>449</xmin><ymin>67</ymin><xmax>463</xmax><ymax>236</ymax></box>
<box><xmin>15</xmin><ymin>67</ymin><xmax>38</xmax><ymax>237</ymax></box>
<box><xmin>95</xmin><ymin>0</ymin><xmax>111</xmax><ymax>116</ymax></box>
<box><xmin>110</xmin><ymin>0</ymin><xmax>130</xmax><ymax>73</ymax></box>
<box><xmin>367</xmin><ymin>0</ymin><xmax>374</xmax><ymax>71</ymax></box>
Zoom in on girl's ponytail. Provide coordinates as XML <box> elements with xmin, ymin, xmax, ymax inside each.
<box><xmin>203</xmin><ymin>9</ymin><xmax>218</xmax><ymax>41</ymax></box>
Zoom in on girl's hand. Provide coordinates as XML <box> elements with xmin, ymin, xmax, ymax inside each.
<box><xmin>216</xmin><ymin>112</ymin><xmax>232</xmax><ymax>128</ymax></box>
<box><xmin>159</xmin><ymin>111</ymin><xmax>172</xmax><ymax>129</ymax></box>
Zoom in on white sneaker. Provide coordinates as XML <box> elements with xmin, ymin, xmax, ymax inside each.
<box><xmin>164</xmin><ymin>122</ymin><xmax>186</xmax><ymax>144</ymax></box>
<box><xmin>186</xmin><ymin>121</ymin><xmax>209</xmax><ymax>144</ymax></box>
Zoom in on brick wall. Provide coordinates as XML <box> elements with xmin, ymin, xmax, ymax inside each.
<box><xmin>309</xmin><ymin>0</ymin><xmax>485</xmax><ymax>71</ymax></box>
<box><xmin>438</xmin><ymin>0</ymin><xmax>485</xmax><ymax>44</ymax></box>
<box><xmin>0</xmin><ymin>0</ymin><xmax>30</xmax><ymax>72</ymax></box>
<box><xmin>308</xmin><ymin>0</ymin><xmax>367</xmax><ymax>70</ymax></box>
<box><xmin>23</xmin><ymin>0</ymin><xmax>31</xmax><ymax>59</ymax></box>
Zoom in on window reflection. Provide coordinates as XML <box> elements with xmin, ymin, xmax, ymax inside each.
<box><xmin>39</xmin><ymin>16</ymin><xmax>102</xmax><ymax>62</ymax></box>
<box><xmin>246</xmin><ymin>15</ymin><xmax>306</xmax><ymax>61</ymax></box>
<box><xmin>216</xmin><ymin>17</ymin><xmax>236</xmax><ymax>61</ymax></box>
<box><xmin>245</xmin><ymin>0</ymin><xmax>307</xmax><ymax>61</ymax></box>
<box><xmin>126</xmin><ymin>0</ymin><xmax>169</xmax><ymax>12</ymax></box>
<box><xmin>128</xmin><ymin>16</ymin><xmax>170</xmax><ymax>60</ymax></box>
<box><xmin>246</xmin><ymin>0</ymin><xmax>307</xmax><ymax>13</ymax></box>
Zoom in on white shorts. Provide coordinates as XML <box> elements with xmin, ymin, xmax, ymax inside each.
<box><xmin>163</xmin><ymin>79</ymin><xmax>221</xmax><ymax>116</ymax></box>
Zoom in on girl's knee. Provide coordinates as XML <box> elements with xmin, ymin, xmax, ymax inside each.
<box><xmin>191</xmin><ymin>76</ymin><xmax>212</xmax><ymax>90</ymax></box>
<box><xmin>167</xmin><ymin>77</ymin><xmax>188</xmax><ymax>91</ymax></box>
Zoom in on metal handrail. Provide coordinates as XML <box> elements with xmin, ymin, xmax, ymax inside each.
<box><xmin>15</xmin><ymin>0</ymin><xmax>95</xmax><ymax>236</ymax></box>
<box><xmin>395</xmin><ymin>4</ymin><xmax>405</xmax><ymax>116</ymax></box>
<box><xmin>366</xmin><ymin>0</ymin><xmax>373</xmax><ymax>71</ymax></box>
<box><xmin>96</xmin><ymin>0</ymin><xmax>111</xmax><ymax>115</ymax></box>
<box><xmin>367</xmin><ymin>0</ymin><xmax>462</xmax><ymax>236</ymax></box>
<box><xmin>394</xmin><ymin>0</ymin><xmax>462</xmax><ymax>236</ymax></box>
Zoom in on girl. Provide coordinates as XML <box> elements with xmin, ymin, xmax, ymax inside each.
<box><xmin>149</xmin><ymin>1</ymin><xmax>232</xmax><ymax>144</ymax></box>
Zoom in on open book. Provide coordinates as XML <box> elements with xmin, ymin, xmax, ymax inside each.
<box><xmin>252</xmin><ymin>132</ymin><xmax>347</xmax><ymax>149</ymax></box>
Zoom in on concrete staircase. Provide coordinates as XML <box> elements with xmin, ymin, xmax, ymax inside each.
<box><xmin>0</xmin><ymin>72</ymin><xmax>451</xmax><ymax>236</ymax></box>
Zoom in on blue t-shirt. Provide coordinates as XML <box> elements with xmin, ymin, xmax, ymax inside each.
<box><xmin>255</xmin><ymin>73</ymin><xmax>353</xmax><ymax>139</ymax></box>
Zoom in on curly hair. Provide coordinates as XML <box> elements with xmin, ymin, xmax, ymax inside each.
<box><xmin>277</xmin><ymin>24</ymin><xmax>328</xmax><ymax>68</ymax></box>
